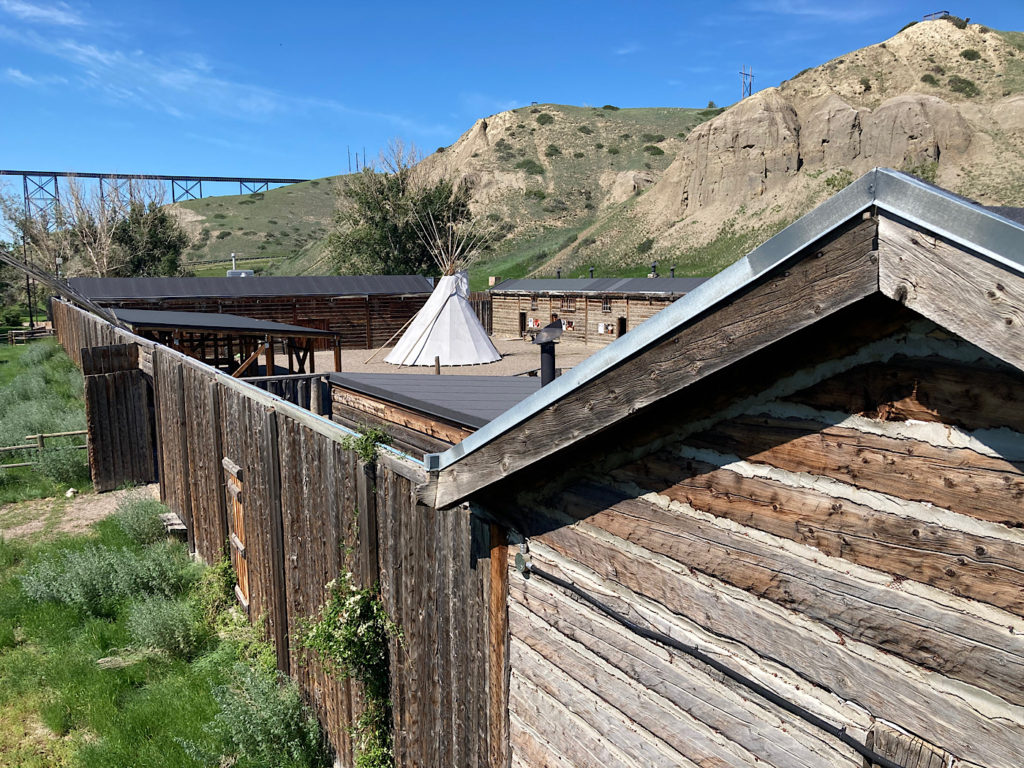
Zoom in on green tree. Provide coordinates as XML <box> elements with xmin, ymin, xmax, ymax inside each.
<box><xmin>111</xmin><ymin>201</ymin><xmax>190</xmax><ymax>276</ymax></box>
<box><xmin>328</xmin><ymin>154</ymin><xmax>471</xmax><ymax>276</ymax></box>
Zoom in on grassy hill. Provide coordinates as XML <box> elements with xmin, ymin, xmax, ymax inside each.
<box><xmin>175</xmin><ymin>18</ymin><xmax>1024</xmax><ymax>289</ymax></box>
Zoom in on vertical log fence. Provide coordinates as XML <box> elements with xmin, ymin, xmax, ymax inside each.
<box><xmin>52</xmin><ymin>298</ymin><xmax>502</xmax><ymax>768</ymax></box>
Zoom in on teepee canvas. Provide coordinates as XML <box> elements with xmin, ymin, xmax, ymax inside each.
<box><xmin>384</xmin><ymin>270</ymin><xmax>500</xmax><ymax>366</ymax></box>
<box><xmin>385</xmin><ymin>211</ymin><xmax>500</xmax><ymax>367</ymax></box>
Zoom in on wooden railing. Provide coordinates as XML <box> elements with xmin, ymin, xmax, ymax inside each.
<box><xmin>6</xmin><ymin>327</ymin><xmax>55</xmax><ymax>345</ymax></box>
<box><xmin>0</xmin><ymin>429</ymin><xmax>88</xmax><ymax>469</ymax></box>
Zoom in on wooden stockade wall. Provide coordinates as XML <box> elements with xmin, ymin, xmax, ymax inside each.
<box><xmin>53</xmin><ymin>298</ymin><xmax>502</xmax><ymax>767</ymax></box>
<box><xmin>92</xmin><ymin>294</ymin><xmax>428</xmax><ymax>350</ymax></box>
<box><xmin>471</xmin><ymin>215</ymin><xmax>1024</xmax><ymax>768</ymax></box>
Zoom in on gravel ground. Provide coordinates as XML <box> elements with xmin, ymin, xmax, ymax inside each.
<box><xmin>0</xmin><ymin>484</ymin><xmax>159</xmax><ymax>541</ymax></box>
<box><xmin>315</xmin><ymin>336</ymin><xmax>606</xmax><ymax>378</ymax></box>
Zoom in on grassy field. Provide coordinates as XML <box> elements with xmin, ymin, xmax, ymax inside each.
<box><xmin>0</xmin><ymin>340</ymin><xmax>90</xmax><ymax>505</ymax></box>
<box><xmin>0</xmin><ymin>496</ymin><xmax>327</xmax><ymax>768</ymax></box>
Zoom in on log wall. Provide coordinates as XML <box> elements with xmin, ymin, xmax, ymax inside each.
<box><xmin>487</xmin><ymin>304</ymin><xmax>1024</xmax><ymax>768</ymax></box>
<box><xmin>89</xmin><ymin>293</ymin><xmax>428</xmax><ymax>350</ymax></box>
<box><xmin>490</xmin><ymin>292</ymin><xmax>676</xmax><ymax>344</ymax></box>
<box><xmin>53</xmin><ymin>299</ymin><xmax>499</xmax><ymax>768</ymax></box>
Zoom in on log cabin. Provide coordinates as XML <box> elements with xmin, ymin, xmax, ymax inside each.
<box><xmin>68</xmin><ymin>274</ymin><xmax>433</xmax><ymax>350</ymax></box>
<box><xmin>421</xmin><ymin>169</ymin><xmax>1024</xmax><ymax>768</ymax></box>
<box><xmin>47</xmin><ymin>169</ymin><xmax>1024</xmax><ymax>767</ymax></box>
<box><xmin>489</xmin><ymin>276</ymin><xmax>706</xmax><ymax>344</ymax></box>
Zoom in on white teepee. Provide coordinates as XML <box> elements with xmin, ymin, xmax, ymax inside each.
<box><xmin>385</xmin><ymin>270</ymin><xmax>499</xmax><ymax>366</ymax></box>
<box><xmin>385</xmin><ymin>211</ymin><xmax>500</xmax><ymax>366</ymax></box>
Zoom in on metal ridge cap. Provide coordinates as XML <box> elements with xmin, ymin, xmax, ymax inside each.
<box><xmin>874</xmin><ymin>168</ymin><xmax>1024</xmax><ymax>273</ymax></box>
<box><xmin>425</xmin><ymin>172</ymin><xmax>878</xmax><ymax>473</ymax></box>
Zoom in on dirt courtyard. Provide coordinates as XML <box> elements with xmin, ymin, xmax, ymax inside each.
<box><xmin>314</xmin><ymin>336</ymin><xmax>606</xmax><ymax>377</ymax></box>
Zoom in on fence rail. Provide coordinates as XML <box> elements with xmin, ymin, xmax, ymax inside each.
<box><xmin>5</xmin><ymin>327</ymin><xmax>55</xmax><ymax>345</ymax></box>
<box><xmin>0</xmin><ymin>429</ymin><xmax>88</xmax><ymax>469</ymax></box>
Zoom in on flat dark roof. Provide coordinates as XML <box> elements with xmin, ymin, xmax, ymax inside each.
<box><xmin>490</xmin><ymin>277</ymin><xmax>707</xmax><ymax>295</ymax></box>
<box><xmin>113</xmin><ymin>308</ymin><xmax>336</xmax><ymax>337</ymax></box>
<box><xmin>70</xmin><ymin>275</ymin><xmax>434</xmax><ymax>301</ymax></box>
<box><xmin>328</xmin><ymin>373</ymin><xmax>542</xmax><ymax>430</ymax></box>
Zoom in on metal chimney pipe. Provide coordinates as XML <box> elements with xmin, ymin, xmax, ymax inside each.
<box><xmin>589</xmin><ymin>267</ymin><xmax>594</xmax><ymax>278</ymax></box>
<box><xmin>540</xmin><ymin>341</ymin><xmax>556</xmax><ymax>386</ymax></box>
<box><xmin>556</xmin><ymin>268</ymin><xmax>561</xmax><ymax>279</ymax></box>
<box><xmin>670</xmin><ymin>266</ymin><xmax>675</xmax><ymax>278</ymax></box>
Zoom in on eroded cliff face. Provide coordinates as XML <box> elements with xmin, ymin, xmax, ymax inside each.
<box><xmin>635</xmin><ymin>20</ymin><xmax>1023</xmax><ymax>240</ymax></box>
<box><xmin>640</xmin><ymin>88</ymin><xmax>983</xmax><ymax>229</ymax></box>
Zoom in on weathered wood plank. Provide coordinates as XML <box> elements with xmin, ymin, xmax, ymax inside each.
<box><xmin>332</xmin><ymin>387</ymin><xmax>474</xmax><ymax>444</ymax></box>
<box><xmin>613</xmin><ymin>453</ymin><xmax>1024</xmax><ymax>614</ymax></box>
<box><xmin>510</xmin><ymin>568</ymin><xmax>861</xmax><ymax>768</ymax></box>
<box><xmin>544</xmin><ymin>483</ymin><xmax>1024</xmax><ymax>708</ymax></box>
<box><xmin>488</xmin><ymin>523</ymin><xmax>510</xmax><ymax>768</ymax></box>
<box><xmin>435</xmin><ymin>217</ymin><xmax>880</xmax><ymax>508</ymax></box>
<box><xmin>786</xmin><ymin>354</ymin><xmax>1024</xmax><ymax>434</ymax></box>
<box><xmin>879</xmin><ymin>214</ymin><xmax>1024</xmax><ymax>372</ymax></box>
<box><xmin>518</xmin><ymin>513</ymin><xmax>1024</xmax><ymax>767</ymax></box>
<box><xmin>686</xmin><ymin>413</ymin><xmax>1024</xmax><ymax>528</ymax></box>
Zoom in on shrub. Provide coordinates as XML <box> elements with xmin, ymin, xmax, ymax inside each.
<box><xmin>580</xmin><ymin>237</ymin><xmax>597</xmax><ymax>248</ymax></box>
<box><xmin>535</xmin><ymin>112</ymin><xmax>554</xmax><ymax>125</ymax></box>
<box><xmin>544</xmin><ymin>144</ymin><xmax>561</xmax><ymax>157</ymax></box>
<box><xmin>942</xmin><ymin>14</ymin><xmax>967</xmax><ymax>29</ymax></box>
<box><xmin>216</xmin><ymin>231</ymin><xmax>232</xmax><ymax>240</ymax></box>
<box><xmin>960</xmin><ymin>48</ymin><xmax>981</xmax><ymax>61</ymax></box>
<box><xmin>524</xmin><ymin>189</ymin><xmax>546</xmax><ymax>201</ymax></box>
<box><xmin>340</xmin><ymin>425</ymin><xmax>392</xmax><ymax>463</ymax></box>
<box><xmin>128</xmin><ymin>595</ymin><xmax>209</xmax><ymax>659</ymax></box>
<box><xmin>899</xmin><ymin>20</ymin><xmax>918</xmax><ymax>32</ymax></box>
<box><xmin>931</xmin><ymin>64</ymin><xmax>946</xmax><ymax>74</ymax></box>
<box><xmin>20</xmin><ymin>340</ymin><xmax>59</xmax><ymax>367</ymax></box>
<box><xmin>191</xmin><ymin>557</ymin><xmax>237</xmax><ymax>626</ymax></box>
<box><xmin>948</xmin><ymin>75</ymin><xmax>980</xmax><ymax>97</ymax></box>
<box><xmin>825</xmin><ymin>169</ymin><xmax>854</xmax><ymax>193</ymax></box>
<box><xmin>860</xmin><ymin>76</ymin><xmax>872</xmax><ymax>92</ymax></box>
<box><xmin>213</xmin><ymin>213</ymin><xmax>227</xmax><ymax>220</ymax></box>
<box><xmin>1</xmin><ymin>307</ymin><xmax>21</xmax><ymax>326</ymax></box>
<box><xmin>619</xmin><ymin>133</ymin><xmax>631</xmax><ymax>140</ymax></box>
<box><xmin>643</xmin><ymin>145</ymin><xmax>665</xmax><ymax>156</ymax></box>
<box><xmin>607</xmin><ymin>146</ymin><xmax>621</xmax><ymax>155</ymax></box>
<box><xmin>300</xmin><ymin>572</ymin><xmax>398</xmax><ymax>768</ymax></box>
<box><xmin>594</xmin><ymin>142</ymin><xmax>604</xmax><ymax>149</ymax></box>
<box><xmin>35</xmin><ymin>446</ymin><xmax>89</xmax><ymax>485</ymax></box>
<box><xmin>21</xmin><ymin>542</ymin><xmax>201</xmax><ymax>616</ymax></box>
<box><xmin>113</xmin><ymin>496</ymin><xmax>167</xmax><ymax>545</ymax></box>
<box><xmin>640</xmin><ymin>133</ymin><xmax>665</xmax><ymax>143</ymax></box>
<box><xmin>187</xmin><ymin>664</ymin><xmax>327</xmax><ymax>768</ymax></box>
<box><xmin>573</xmin><ymin>151</ymin><xmax>585</xmax><ymax>158</ymax></box>
<box><xmin>577</xmin><ymin>125</ymin><xmax>594</xmax><ymax>135</ymax></box>
<box><xmin>435</xmin><ymin>146</ymin><xmax>445</xmax><ymax>153</ymax></box>
<box><xmin>637</xmin><ymin>238</ymin><xmax>655</xmax><ymax>255</ymax></box>
<box><xmin>902</xmin><ymin>159</ymin><xmax>939</xmax><ymax>184</ymax></box>
<box><xmin>601</xmin><ymin>104</ymin><xmax>620</xmax><ymax>110</ymax></box>
<box><xmin>514</xmin><ymin>159</ymin><xmax>545</xmax><ymax>175</ymax></box>
<box><xmin>921</xmin><ymin>73</ymin><xmax>938</xmax><ymax>85</ymax></box>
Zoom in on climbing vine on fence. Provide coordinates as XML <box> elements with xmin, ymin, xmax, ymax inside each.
<box><xmin>300</xmin><ymin>570</ymin><xmax>400</xmax><ymax>768</ymax></box>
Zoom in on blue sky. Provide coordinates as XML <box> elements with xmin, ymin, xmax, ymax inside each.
<box><xmin>0</xmin><ymin>1</ymin><xmax>1020</xmax><ymax>188</ymax></box>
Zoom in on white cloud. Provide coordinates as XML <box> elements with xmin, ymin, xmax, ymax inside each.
<box><xmin>0</xmin><ymin>25</ymin><xmax>452</xmax><ymax>136</ymax></box>
<box><xmin>2</xmin><ymin>66</ymin><xmax>66</xmax><ymax>86</ymax></box>
<box><xmin>743</xmin><ymin>0</ymin><xmax>886</xmax><ymax>23</ymax></box>
<box><xmin>0</xmin><ymin>0</ymin><xmax>85</xmax><ymax>26</ymax></box>
<box><xmin>613</xmin><ymin>43</ymin><xmax>642</xmax><ymax>56</ymax></box>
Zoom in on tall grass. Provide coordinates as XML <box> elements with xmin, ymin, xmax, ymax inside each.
<box><xmin>0</xmin><ymin>495</ymin><xmax>330</xmax><ymax>768</ymax></box>
<box><xmin>0</xmin><ymin>340</ymin><xmax>89</xmax><ymax>503</ymax></box>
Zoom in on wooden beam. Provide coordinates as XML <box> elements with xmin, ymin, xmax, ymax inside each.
<box><xmin>332</xmin><ymin>387</ymin><xmax>475</xmax><ymax>444</ymax></box>
<box><xmin>232</xmin><ymin>342</ymin><xmax>267</xmax><ymax>378</ymax></box>
<box><xmin>879</xmin><ymin>213</ymin><xmax>1024</xmax><ymax>373</ymax></box>
<box><xmin>434</xmin><ymin>217</ymin><xmax>881</xmax><ymax>509</ymax></box>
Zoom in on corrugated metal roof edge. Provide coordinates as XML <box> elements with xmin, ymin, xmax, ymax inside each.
<box><xmin>425</xmin><ymin>168</ymin><xmax>1024</xmax><ymax>474</ymax></box>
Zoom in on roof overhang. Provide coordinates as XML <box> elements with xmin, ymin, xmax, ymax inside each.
<box><xmin>424</xmin><ymin>169</ymin><xmax>1024</xmax><ymax>508</ymax></box>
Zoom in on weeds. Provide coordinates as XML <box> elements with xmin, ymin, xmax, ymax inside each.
<box><xmin>341</xmin><ymin>425</ymin><xmax>392</xmax><ymax>463</ymax></box>
<box><xmin>112</xmin><ymin>496</ymin><xmax>168</xmax><ymax>545</ymax></box>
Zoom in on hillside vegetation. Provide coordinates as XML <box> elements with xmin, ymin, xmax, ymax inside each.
<box><xmin>176</xmin><ymin>18</ymin><xmax>1024</xmax><ymax>290</ymax></box>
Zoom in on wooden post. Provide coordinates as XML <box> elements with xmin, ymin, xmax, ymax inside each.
<box><xmin>435</xmin><ymin>356</ymin><xmax>441</xmax><ymax>375</ymax></box>
<box><xmin>489</xmin><ymin>523</ymin><xmax>510</xmax><ymax>767</ymax></box>
<box><xmin>333</xmin><ymin>340</ymin><xmax>342</xmax><ymax>372</ymax></box>
<box><xmin>261</xmin><ymin>410</ymin><xmax>290</xmax><ymax>675</ymax></box>
<box><xmin>307</xmin><ymin>339</ymin><xmax>315</xmax><ymax>374</ymax></box>
<box><xmin>266</xmin><ymin>337</ymin><xmax>275</xmax><ymax>376</ymax></box>
<box><xmin>365</xmin><ymin>297</ymin><xmax>372</xmax><ymax>349</ymax></box>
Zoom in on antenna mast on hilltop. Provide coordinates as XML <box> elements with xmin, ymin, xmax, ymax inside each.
<box><xmin>740</xmin><ymin>66</ymin><xmax>754</xmax><ymax>100</ymax></box>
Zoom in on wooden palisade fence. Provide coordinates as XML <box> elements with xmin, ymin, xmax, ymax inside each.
<box><xmin>52</xmin><ymin>298</ymin><xmax>503</xmax><ymax>767</ymax></box>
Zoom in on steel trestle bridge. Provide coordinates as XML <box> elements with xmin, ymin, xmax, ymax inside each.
<box><xmin>0</xmin><ymin>169</ymin><xmax>310</xmax><ymax>220</ymax></box>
